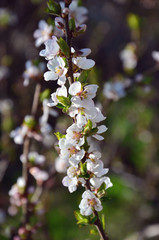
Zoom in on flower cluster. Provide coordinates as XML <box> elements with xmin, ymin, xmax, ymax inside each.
<box><xmin>39</xmin><ymin>0</ymin><xmax>113</xmax><ymax>218</ymax></box>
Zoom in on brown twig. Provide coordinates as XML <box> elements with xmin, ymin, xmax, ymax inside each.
<box><xmin>64</xmin><ymin>2</ymin><xmax>74</xmax><ymax>85</ymax></box>
<box><xmin>22</xmin><ymin>83</ymin><xmax>41</xmax><ymax>229</ymax></box>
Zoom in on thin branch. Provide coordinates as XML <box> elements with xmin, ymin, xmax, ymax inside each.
<box><xmin>64</xmin><ymin>2</ymin><xmax>74</xmax><ymax>85</ymax></box>
<box><xmin>22</xmin><ymin>83</ymin><xmax>41</xmax><ymax>228</ymax></box>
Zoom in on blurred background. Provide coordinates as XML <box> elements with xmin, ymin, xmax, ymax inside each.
<box><xmin>0</xmin><ymin>0</ymin><xmax>159</xmax><ymax>239</ymax></box>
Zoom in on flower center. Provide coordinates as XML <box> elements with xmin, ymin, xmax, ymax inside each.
<box><xmin>55</xmin><ymin>66</ymin><xmax>63</xmax><ymax>76</ymax></box>
<box><xmin>72</xmin><ymin>131</ymin><xmax>82</xmax><ymax>140</ymax></box>
<box><xmin>88</xmin><ymin>198</ymin><xmax>96</xmax><ymax>207</ymax></box>
<box><xmin>76</xmin><ymin>91</ymin><xmax>87</xmax><ymax>99</ymax></box>
<box><xmin>69</xmin><ymin>146</ymin><xmax>78</xmax><ymax>155</ymax></box>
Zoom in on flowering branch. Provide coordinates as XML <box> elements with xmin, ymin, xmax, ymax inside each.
<box><xmin>38</xmin><ymin>0</ymin><xmax>113</xmax><ymax>239</ymax></box>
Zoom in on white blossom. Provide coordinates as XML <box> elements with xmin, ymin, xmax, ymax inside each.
<box><xmin>90</xmin><ymin>176</ymin><xmax>113</xmax><ymax>189</ymax></box>
<box><xmin>59</xmin><ymin>138</ymin><xmax>85</xmax><ymax>166</ymax></box>
<box><xmin>60</xmin><ymin>0</ymin><xmax>88</xmax><ymax>26</ymax></box>
<box><xmin>39</xmin><ymin>36</ymin><xmax>60</xmax><ymax>60</ymax></box>
<box><xmin>66</xmin><ymin>123</ymin><xmax>84</xmax><ymax>147</ymax></box>
<box><xmin>93</xmin><ymin>125</ymin><xmax>108</xmax><ymax>141</ymax></box>
<box><xmin>20</xmin><ymin>151</ymin><xmax>46</xmax><ymax>165</ymax></box>
<box><xmin>103</xmin><ymin>81</ymin><xmax>126</xmax><ymax>101</ymax></box>
<box><xmin>29</xmin><ymin>167</ymin><xmax>49</xmax><ymax>183</ymax></box>
<box><xmin>33</xmin><ymin>20</ymin><xmax>53</xmax><ymax>47</ymax></box>
<box><xmin>120</xmin><ymin>43</ymin><xmax>137</xmax><ymax>70</ymax></box>
<box><xmin>23</xmin><ymin>60</ymin><xmax>45</xmax><ymax>86</ymax></box>
<box><xmin>72</xmin><ymin>57</ymin><xmax>95</xmax><ymax>70</ymax></box>
<box><xmin>48</xmin><ymin>85</ymin><xmax>67</xmax><ymax>107</ymax></box>
<box><xmin>55</xmin><ymin>156</ymin><xmax>69</xmax><ymax>173</ymax></box>
<box><xmin>44</xmin><ymin>56</ymin><xmax>67</xmax><ymax>85</ymax></box>
<box><xmin>79</xmin><ymin>190</ymin><xmax>102</xmax><ymax>216</ymax></box>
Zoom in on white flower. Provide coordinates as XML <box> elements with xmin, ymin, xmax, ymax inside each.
<box><xmin>33</xmin><ymin>20</ymin><xmax>53</xmax><ymax>47</ymax></box>
<box><xmin>29</xmin><ymin>167</ymin><xmax>49</xmax><ymax>183</ymax></box>
<box><xmin>66</xmin><ymin>123</ymin><xmax>84</xmax><ymax>147</ymax></box>
<box><xmin>120</xmin><ymin>43</ymin><xmax>137</xmax><ymax>70</ymax></box>
<box><xmin>59</xmin><ymin>138</ymin><xmax>85</xmax><ymax>166</ymax></box>
<box><xmin>55</xmin><ymin>156</ymin><xmax>69</xmax><ymax>173</ymax></box>
<box><xmin>60</xmin><ymin>0</ymin><xmax>88</xmax><ymax>26</ymax></box>
<box><xmin>90</xmin><ymin>176</ymin><xmax>113</xmax><ymax>189</ymax></box>
<box><xmin>10</xmin><ymin>125</ymin><xmax>28</xmax><ymax>145</ymax></box>
<box><xmin>72</xmin><ymin>57</ymin><xmax>95</xmax><ymax>70</ymax></box>
<box><xmin>152</xmin><ymin>51</ymin><xmax>159</xmax><ymax>62</ymax></box>
<box><xmin>44</xmin><ymin>56</ymin><xmax>67</xmax><ymax>85</ymax></box>
<box><xmin>79</xmin><ymin>190</ymin><xmax>103</xmax><ymax>216</ymax></box>
<box><xmin>69</xmin><ymin>81</ymin><xmax>98</xmax><ymax>99</ymax></box>
<box><xmin>62</xmin><ymin>176</ymin><xmax>78</xmax><ymax>193</ymax></box>
<box><xmin>93</xmin><ymin>125</ymin><xmax>108</xmax><ymax>141</ymax></box>
<box><xmin>55</xmin><ymin>17</ymin><xmax>65</xmax><ymax>30</ymax></box>
<box><xmin>75</xmin><ymin>48</ymin><xmax>91</xmax><ymax>57</ymax></box>
<box><xmin>86</xmin><ymin>152</ymin><xmax>109</xmax><ymax>177</ymax></box>
<box><xmin>23</xmin><ymin>61</ymin><xmax>45</xmax><ymax>86</ymax></box>
<box><xmin>20</xmin><ymin>151</ymin><xmax>46</xmax><ymax>165</ymax></box>
<box><xmin>62</xmin><ymin>173</ymin><xmax>86</xmax><ymax>193</ymax></box>
<box><xmin>39</xmin><ymin>36</ymin><xmax>60</xmax><ymax>60</ymax></box>
<box><xmin>17</xmin><ymin>177</ymin><xmax>26</xmax><ymax>188</ymax></box>
<box><xmin>48</xmin><ymin>85</ymin><xmax>67</xmax><ymax>107</ymax></box>
<box><xmin>103</xmin><ymin>81</ymin><xmax>126</xmax><ymax>101</ymax></box>
<box><xmin>69</xmin><ymin>1</ymin><xmax>88</xmax><ymax>25</ymax></box>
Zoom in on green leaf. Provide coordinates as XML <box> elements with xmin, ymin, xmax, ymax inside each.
<box><xmin>83</xmin><ymin>119</ymin><xmax>92</xmax><ymax>135</ymax></box>
<box><xmin>127</xmin><ymin>13</ymin><xmax>140</xmax><ymax>30</ymax></box>
<box><xmin>101</xmin><ymin>214</ymin><xmax>105</xmax><ymax>230</ymax></box>
<box><xmin>69</xmin><ymin>18</ymin><xmax>76</xmax><ymax>31</ymax></box>
<box><xmin>40</xmin><ymin>89</ymin><xmax>51</xmax><ymax>102</ymax></box>
<box><xmin>57</xmin><ymin>38</ymin><xmax>70</xmax><ymax>57</ymax></box>
<box><xmin>78</xmin><ymin>70</ymin><xmax>90</xmax><ymax>85</ymax></box>
<box><xmin>54</xmin><ymin>132</ymin><xmax>65</xmax><ymax>140</ymax></box>
<box><xmin>47</xmin><ymin>0</ymin><xmax>61</xmax><ymax>15</ymax></box>
<box><xmin>80</xmin><ymin>161</ymin><xmax>87</xmax><ymax>175</ymax></box>
<box><xmin>74</xmin><ymin>211</ymin><xmax>89</xmax><ymax>225</ymax></box>
<box><xmin>86</xmin><ymin>127</ymin><xmax>98</xmax><ymax>137</ymax></box>
<box><xmin>56</xmin><ymin>96</ymin><xmax>71</xmax><ymax>107</ymax></box>
<box><xmin>56</xmin><ymin>103</ymin><xmax>65</xmax><ymax>109</ymax></box>
<box><xmin>89</xmin><ymin>215</ymin><xmax>98</xmax><ymax>225</ymax></box>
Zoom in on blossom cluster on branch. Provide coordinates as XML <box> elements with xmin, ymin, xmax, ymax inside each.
<box><xmin>36</xmin><ymin>0</ymin><xmax>112</xmax><ymax>236</ymax></box>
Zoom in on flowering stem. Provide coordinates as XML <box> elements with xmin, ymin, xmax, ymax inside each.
<box><xmin>84</xmin><ymin>179</ymin><xmax>109</xmax><ymax>240</ymax></box>
<box><xmin>94</xmin><ymin>211</ymin><xmax>109</xmax><ymax>240</ymax></box>
<box><xmin>64</xmin><ymin>3</ymin><xmax>74</xmax><ymax>85</ymax></box>
<box><xmin>22</xmin><ymin>83</ymin><xmax>41</xmax><ymax>227</ymax></box>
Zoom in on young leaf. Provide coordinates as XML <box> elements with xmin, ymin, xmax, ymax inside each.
<box><xmin>86</xmin><ymin>127</ymin><xmax>98</xmax><ymax>137</ymax></box>
<box><xmin>54</xmin><ymin>132</ymin><xmax>65</xmax><ymax>140</ymax></box>
<box><xmin>57</xmin><ymin>38</ymin><xmax>70</xmax><ymax>57</ymax></box>
<box><xmin>80</xmin><ymin>162</ymin><xmax>87</xmax><ymax>175</ymax></box>
<box><xmin>74</xmin><ymin>211</ymin><xmax>89</xmax><ymax>225</ymax></box>
<box><xmin>56</xmin><ymin>96</ymin><xmax>71</xmax><ymax>107</ymax></box>
<box><xmin>78</xmin><ymin>70</ymin><xmax>90</xmax><ymax>85</ymax></box>
<box><xmin>69</xmin><ymin>18</ymin><xmax>76</xmax><ymax>31</ymax></box>
<box><xmin>47</xmin><ymin>0</ymin><xmax>61</xmax><ymax>16</ymax></box>
<box><xmin>82</xmin><ymin>119</ymin><xmax>92</xmax><ymax>135</ymax></box>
